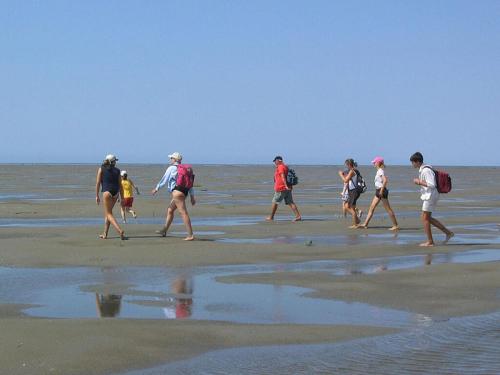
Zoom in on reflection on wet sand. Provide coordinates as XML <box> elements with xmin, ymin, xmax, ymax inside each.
<box><xmin>95</xmin><ymin>294</ymin><xmax>122</xmax><ymax>318</ymax></box>
<box><xmin>1</xmin><ymin>249</ymin><xmax>499</xmax><ymax>324</ymax></box>
<box><xmin>163</xmin><ymin>276</ymin><xmax>193</xmax><ymax>320</ymax></box>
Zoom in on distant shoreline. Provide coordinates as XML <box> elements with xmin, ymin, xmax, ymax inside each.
<box><xmin>1</xmin><ymin>163</ymin><xmax>499</xmax><ymax>167</ymax></box>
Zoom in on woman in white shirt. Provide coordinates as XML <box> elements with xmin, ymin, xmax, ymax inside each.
<box><xmin>359</xmin><ymin>156</ymin><xmax>399</xmax><ymax>230</ymax></box>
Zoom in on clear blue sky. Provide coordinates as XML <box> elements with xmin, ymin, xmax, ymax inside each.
<box><xmin>1</xmin><ymin>1</ymin><xmax>499</xmax><ymax>165</ymax></box>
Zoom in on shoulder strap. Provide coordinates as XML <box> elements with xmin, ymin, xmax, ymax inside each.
<box><xmin>422</xmin><ymin>165</ymin><xmax>436</xmax><ymax>175</ymax></box>
<box><xmin>421</xmin><ymin>165</ymin><xmax>437</xmax><ymax>184</ymax></box>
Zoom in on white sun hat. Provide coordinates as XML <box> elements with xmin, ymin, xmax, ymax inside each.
<box><xmin>105</xmin><ymin>154</ymin><xmax>118</xmax><ymax>162</ymax></box>
<box><xmin>168</xmin><ymin>152</ymin><xmax>182</xmax><ymax>161</ymax></box>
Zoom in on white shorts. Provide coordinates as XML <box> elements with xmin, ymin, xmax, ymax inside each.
<box><xmin>422</xmin><ymin>198</ymin><xmax>438</xmax><ymax>212</ymax></box>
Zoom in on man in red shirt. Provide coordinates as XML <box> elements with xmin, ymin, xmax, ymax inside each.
<box><xmin>266</xmin><ymin>156</ymin><xmax>302</xmax><ymax>221</ymax></box>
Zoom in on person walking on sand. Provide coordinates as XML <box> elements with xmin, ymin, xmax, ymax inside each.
<box><xmin>340</xmin><ymin>169</ymin><xmax>350</xmax><ymax>217</ymax></box>
<box><xmin>340</xmin><ymin>162</ymin><xmax>362</xmax><ymax>219</ymax></box>
<box><xmin>410</xmin><ymin>152</ymin><xmax>454</xmax><ymax>247</ymax></box>
<box><xmin>152</xmin><ymin>152</ymin><xmax>196</xmax><ymax>241</ymax></box>
<box><xmin>266</xmin><ymin>156</ymin><xmax>301</xmax><ymax>222</ymax></box>
<box><xmin>95</xmin><ymin>154</ymin><xmax>126</xmax><ymax>240</ymax></box>
<box><xmin>119</xmin><ymin>170</ymin><xmax>140</xmax><ymax>223</ymax></box>
<box><xmin>359</xmin><ymin>156</ymin><xmax>399</xmax><ymax>230</ymax></box>
<box><xmin>338</xmin><ymin>159</ymin><xmax>362</xmax><ymax>228</ymax></box>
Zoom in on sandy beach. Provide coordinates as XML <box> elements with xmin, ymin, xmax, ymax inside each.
<box><xmin>1</xmin><ymin>164</ymin><xmax>499</xmax><ymax>374</ymax></box>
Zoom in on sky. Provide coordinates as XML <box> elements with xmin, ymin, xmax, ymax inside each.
<box><xmin>1</xmin><ymin>0</ymin><xmax>499</xmax><ymax>165</ymax></box>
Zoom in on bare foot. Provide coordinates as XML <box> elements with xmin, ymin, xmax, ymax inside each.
<box><xmin>348</xmin><ymin>225</ymin><xmax>359</xmax><ymax>229</ymax></box>
<box><xmin>293</xmin><ymin>217</ymin><xmax>302</xmax><ymax>222</ymax></box>
<box><xmin>389</xmin><ymin>226</ymin><xmax>400</xmax><ymax>231</ymax></box>
<box><xmin>357</xmin><ymin>224</ymin><xmax>367</xmax><ymax>229</ymax></box>
<box><xmin>99</xmin><ymin>234</ymin><xmax>107</xmax><ymax>239</ymax></box>
<box><xmin>155</xmin><ymin>229</ymin><xmax>167</xmax><ymax>237</ymax></box>
<box><xmin>444</xmin><ymin>231</ymin><xmax>455</xmax><ymax>243</ymax></box>
<box><xmin>265</xmin><ymin>217</ymin><xmax>274</xmax><ymax>221</ymax></box>
<box><xmin>184</xmin><ymin>235</ymin><xmax>195</xmax><ymax>241</ymax></box>
<box><xmin>419</xmin><ymin>242</ymin><xmax>434</xmax><ymax>247</ymax></box>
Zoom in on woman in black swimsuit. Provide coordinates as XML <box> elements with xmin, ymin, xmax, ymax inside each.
<box><xmin>95</xmin><ymin>154</ymin><xmax>125</xmax><ymax>240</ymax></box>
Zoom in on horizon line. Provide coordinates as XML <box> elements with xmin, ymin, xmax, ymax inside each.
<box><xmin>1</xmin><ymin>162</ymin><xmax>499</xmax><ymax>167</ymax></box>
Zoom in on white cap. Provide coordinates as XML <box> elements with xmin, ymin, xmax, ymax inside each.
<box><xmin>105</xmin><ymin>154</ymin><xmax>118</xmax><ymax>162</ymax></box>
<box><xmin>168</xmin><ymin>152</ymin><xmax>182</xmax><ymax>161</ymax></box>
<box><xmin>120</xmin><ymin>170</ymin><xmax>127</xmax><ymax>176</ymax></box>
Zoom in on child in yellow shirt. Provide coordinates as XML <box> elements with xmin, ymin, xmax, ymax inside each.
<box><xmin>120</xmin><ymin>170</ymin><xmax>140</xmax><ymax>223</ymax></box>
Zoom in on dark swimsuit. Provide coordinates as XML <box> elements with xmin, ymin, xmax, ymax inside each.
<box><xmin>101</xmin><ymin>166</ymin><xmax>120</xmax><ymax>197</ymax></box>
<box><xmin>173</xmin><ymin>186</ymin><xmax>190</xmax><ymax>196</ymax></box>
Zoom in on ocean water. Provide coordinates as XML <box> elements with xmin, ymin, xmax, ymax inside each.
<box><xmin>1</xmin><ymin>164</ymin><xmax>499</xmax><ymax>208</ymax></box>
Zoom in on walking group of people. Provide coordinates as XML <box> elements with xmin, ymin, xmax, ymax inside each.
<box><xmin>95</xmin><ymin>152</ymin><xmax>196</xmax><ymax>241</ymax></box>
<box><xmin>95</xmin><ymin>151</ymin><xmax>454</xmax><ymax>247</ymax></box>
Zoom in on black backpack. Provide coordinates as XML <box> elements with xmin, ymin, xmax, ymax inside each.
<box><xmin>354</xmin><ymin>170</ymin><xmax>367</xmax><ymax>194</ymax></box>
<box><xmin>286</xmin><ymin>168</ymin><xmax>299</xmax><ymax>186</ymax></box>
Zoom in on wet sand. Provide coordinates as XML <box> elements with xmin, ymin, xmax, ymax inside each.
<box><xmin>1</xmin><ymin>164</ymin><xmax>499</xmax><ymax>374</ymax></box>
<box><xmin>0</xmin><ymin>315</ymin><xmax>393</xmax><ymax>375</ymax></box>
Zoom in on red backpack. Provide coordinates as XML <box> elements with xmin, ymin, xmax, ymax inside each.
<box><xmin>176</xmin><ymin>164</ymin><xmax>195</xmax><ymax>190</ymax></box>
<box><xmin>425</xmin><ymin>166</ymin><xmax>452</xmax><ymax>194</ymax></box>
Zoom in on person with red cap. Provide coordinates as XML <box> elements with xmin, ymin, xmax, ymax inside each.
<box><xmin>359</xmin><ymin>156</ymin><xmax>399</xmax><ymax>230</ymax></box>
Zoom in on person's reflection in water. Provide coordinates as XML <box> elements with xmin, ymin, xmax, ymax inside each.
<box><xmin>346</xmin><ymin>234</ymin><xmax>361</xmax><ymax>246</ymax></box>
<box><xmin>344</xmin><ymin>261</ymin><xmax>364</xmax><ymax>275</ymax></box>
<box><xmin>95</xmin><ymin>293</ymin><xmax>122</xmax><ymax>318</ymax></box>
<box><xmin>425</xmin><ymin>254</ymin><xmax>433</xmax><ymax>265</ymax></box>
<box><xmin>272</xmin><ymin>236</ymin><xmax>294</xmax><ymax>245</ymax></box>
<box><xmin>374</xmin><ymin>264</ymin><xmax>388</xmax><ymax>272</ymax></box>
<box><xmin>164</xmin><ymin>276</ymin><xmax>193</xmax><ymax>319</ymax></box>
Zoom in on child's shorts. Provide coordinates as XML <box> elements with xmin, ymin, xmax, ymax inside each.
<box><xmin>121</xmin><ymin>197</ymin><xmax>134</xmax><ymax>208</ymax></box>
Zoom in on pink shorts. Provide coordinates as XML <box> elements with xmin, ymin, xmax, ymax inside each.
<box><xmin>121</xmin><ymin>197</ymin><xmax>134</xmax><ymax>208</ymax></box>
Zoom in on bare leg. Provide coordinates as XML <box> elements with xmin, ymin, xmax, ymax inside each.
<box><xmin>158</xmin><ymin>200</ymin><xmax>177</xmax><ymax>236</ymax></box>
<box><xmin>348</xmin><ymin>205</ymin><xmax>360</xmax><ymax>228</ymax></box>
<box><xmin>120</xmin><ymin>206</ymin><xmax>126</xmax><ymax>223</ymax></box>
<box><xmin>100</xmin><ymin>218</ymin><xmax>111</xmax><ymax>239</ymax></box>
<box><xmin>360</xmin><ymin>196</ymin><xmax>380</xmax><ymax>228</ymax></box>
<box><xmin>101</xmin><ymin>193</ymin><xmax>124</xmax><ymax>239</ymax></box>
<box><xmin>289</xmin><ymin>203</ymin><xmax>302</xmax><ymax>221</ymax></box>
<box><xmin>266</xmin><ymin>202</ymin><xmax>279</xmax><ymax>221</ymax></box>
<box><xmin>172</xmin><ymin>191</ymin><xmax>194</xmax><ymax>240</ymax></box>
<box><xmin>128</xmin><ymin>208</ymin><xmax>137</xmax><ymax>218</ymax></box>
<box><xmin>381</xmin><ymin>199</ymin><xmax>399</xmax><ymax>230</ymax></box>
<box><xmin>420</xmin><ymin>211</ymin><xmax>434</xmax><ymax>246</ymax></box>
<box><xmin>356</xmin><ymin>208</ymin><xmax>363</xmax><ymax>220</ymax></box>
<box><xmin>430</xmin><ymin>216</ymin><xmax>454</xmax><ymax>242</ymax></box>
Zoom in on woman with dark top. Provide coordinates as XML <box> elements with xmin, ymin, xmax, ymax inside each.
<box><xmin>151</xmin><ymin>152</ymin><xmax>196</xmax><ymax>241</ymax></box>
<box><xmin>95</xmin><ymin>154</ymin><xmax>126</xmax><ymax>240</ymax></box>
<box><xmin>338</xmin><ymin>158</ymin><xmax>362</xmax><ymax>228</ymax></box>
